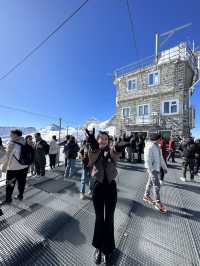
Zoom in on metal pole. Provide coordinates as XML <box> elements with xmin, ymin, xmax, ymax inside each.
<box><xmin>155</xmin><ymin>33</ymin><xmax>160</xmax><ymax>63</ymax></box>
<box><xmin>58</xmin><ymin>118</ymin><xmax>62</xmax><ymax>143</ymax></box>
<box><xmin>58</xmin><ymin>118</ymin><xmax>62</xmax><ymax>166</ymax></box>
<box><xmin>192</xmin><ymin>40</ymin><xmax>195</xmax><ymax>52</ymax></box>
<box><xmin>77</xmin><ymin>127</ymin><xmax>79</xmax><ymax>140</ymax></box>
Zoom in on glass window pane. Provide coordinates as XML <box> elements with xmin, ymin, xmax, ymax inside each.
<box><xmin>139</xmin><ymin>106</ymin><xmax>143</xmax><ymax>116</ymax></box>
<box><xmin>164</xmin><ymin>102</ymin><xmax>169</xmax><ymax>113</ymax></box>
<box><xmin>132</xmin><ymin>80</ymin><xmax>136</xmax><ymax>89</ymax></box>
<box><xmin>154</xmin><ymin>72</ymin><xmax>159</xmax><ymax>85</ymax></box>
<box><xmin>128</xmin><ymin>80</ymin><xmax>132</xmax><ymax>90</ymax></box>
<box><xmin>144</xmin><ymin>105</ymin><xmax>149</xmax><ymax>115</ymax></box>
<box><xmin>128</xmin><ymin>79</ymin><xmax>136</xmax><ymax>90</ymax></box>
<box><xmin>171</xmin><ymin>101</ymin><xmax>177</xmax><ymax>113</ymax></box>
<box><xmin>123</xmin><ymin>108</ymin><xmax>129</xmax><ymax>118</ymax></box>
<box><xmin>148</xmin><ymin>74</ymin><xmax>154</xmax><ymax>85</ymax></box>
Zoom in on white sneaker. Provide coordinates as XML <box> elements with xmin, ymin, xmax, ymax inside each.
<box><xmin>87</xmin><ymin>190</ymin><xmax>92</xmax><ymax>197</ymax></box>
<box><xmin>80</xmin><ymin>193</ymin><xmax>85</xmax><ymax>200</ymax></box>
<box><xmin>180</xmin><ymin>177</ymin><xmax>186</xmax><ymax>182</ymax></box>
<box><xmin>33</xmin><ymin>174</ymin><xmax>40</xmax><ymax>178</ymax></box>
<box><xmin>160</xmin><ymin>180</ymin><xmax>163</xmax><ymax>185</ymax></box>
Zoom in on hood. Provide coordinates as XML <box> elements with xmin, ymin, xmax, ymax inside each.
<box><xmin>13</xmin><ymin>137</ymin><xmax>26</xmax><ymax>145</ymax></box>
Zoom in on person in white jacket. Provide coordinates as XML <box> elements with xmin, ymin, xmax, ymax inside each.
<box><xmin>49</xmin><ymin>135</ymin><xmax>59</xmax><ymax>169</ymax></box>
<box><xmin>0</xmin><ymin>129</ymin><xmax>29</xmax><ymax>204</ymax></box>
<box><xmin>143</xmin><ymin>133</ymin><xmax>168</xmax><ymax>213</ymax></box>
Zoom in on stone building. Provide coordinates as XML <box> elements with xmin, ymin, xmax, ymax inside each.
<box><xmin>113</xmin><ymin>43</ymin><xmax>199</xmax><ymax>139</ymax></box>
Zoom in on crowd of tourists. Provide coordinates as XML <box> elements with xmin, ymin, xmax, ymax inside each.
<box><xmin>0</xmin><ymin>128</ymin><xmax>199</xmax><ymax>265</ymax></box>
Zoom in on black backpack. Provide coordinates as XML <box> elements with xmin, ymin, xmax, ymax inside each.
<box><xmin>44</xmin><ymin>143</ymin><xmax>50</xmax><ymax>155</ymax></box>
<box><xmin>14</xmin><ymin>142</ymin><xmax>34</xmax><ymax>166</ymax></box>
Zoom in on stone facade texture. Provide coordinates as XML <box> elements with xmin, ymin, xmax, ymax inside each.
<box><xmin>113</xmin><ymin>59</ymin><xmax>196</xmax><ymax>138</ymax></box>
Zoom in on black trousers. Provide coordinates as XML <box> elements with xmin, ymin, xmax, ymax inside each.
<box><xmin>168</xmin><ymin>151</ymin><xmax>175</xmax><ymax>162</ymax></box>
<box><xmin>35</xmin><ymin>157</ymin><xmax>46</xmax><ymax>176</ymax></box>
<box><xmin>6</xmin><ymin>168</ymin><xmax>28</xmax><ymax>200</ymax></box>
<box><xmin>49</xmin><ymin>154</ymin><xmax>56</xmax><ymax>168</ymax></box>
<box><xmin>182</xmin><ymin>159</ymin><xmax>195</xmax><ymax>179</ymax></box>
<box><xmin>137</xmin><ymin>151</ymin><xmax>142</xmax><ymax>163</ymax></box>
<box><xmin>92</xmin><ymin>180</ymin><xmax>117</xmax><ymax>255</ymax></box>
<box><xmin>195</xmin><ymin>157</ymin><xmax>200</xmax><ymax>175</ymax></box>
<box><xmin>160</xmin><ymin>167</ymin><xmax>164</xmax><ymax>181</ymax></box>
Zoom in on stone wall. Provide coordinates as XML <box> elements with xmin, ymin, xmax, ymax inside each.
<box><xmin>114</xmin><ymin>60</ymin><xmax>195</xmax><ymax>136</ymax></box>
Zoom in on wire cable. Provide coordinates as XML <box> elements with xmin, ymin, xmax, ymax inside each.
<box><xmin>0</xmin><ymin>0</ymin><xmax>90</xmax><ymax>82</ymax></box>
<box><xmin>0</xmin><ymin>104</ymin><xmax>58</xmax><ymax>120</ymax></box>
<box><xmin>126</xmin><ymin>0</ymin><xmax>140</xmax><ymax>60</ymax></box>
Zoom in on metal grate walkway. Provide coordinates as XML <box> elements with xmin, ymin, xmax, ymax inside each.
<box><xmin>0</xmin><ymin>160</ymin><xmax>199</xmax><ymax>265</ymax></box>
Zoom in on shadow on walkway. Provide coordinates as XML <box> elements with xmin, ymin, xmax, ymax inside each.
<box><xmin>165</xmin><ymin>181</ymin><xmax>200</xmax><ymax>195</ymax></box>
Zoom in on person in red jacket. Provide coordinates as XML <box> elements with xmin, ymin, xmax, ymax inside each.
<box><xmin>167</xmin><ymin>137</ymin><xmax>176</xmax><ymax>163</ymax></box>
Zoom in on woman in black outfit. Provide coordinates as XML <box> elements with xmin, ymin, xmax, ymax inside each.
<box><xmin>85</xmin><ymin>129</ymin><xmax>128</xmax><ymax>265</ymax></box>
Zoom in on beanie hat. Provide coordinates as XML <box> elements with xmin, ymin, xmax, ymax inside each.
<box><xmin>150</xmin><ymin>133</ymin><xmax>161</xmax><ymax>141</ymax></box>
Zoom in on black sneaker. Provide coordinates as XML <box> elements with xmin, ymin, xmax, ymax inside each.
<box><xmin>93</xmin><ymin>249</ymin><xmax>102</xmax><ymax>265</ymax></box>
<box><xmin>2</xmin><ymin>199</ymin><xmax>12</xmax><ymax>205</ymax></box>
<box><xmin>0</xmin><ymin>209</ymin><xmax>3</xmax><ymax>216</ymax></box>
<box><xmin>103</xmin><ymin>254</ymin><xmax>113</xmax><ymax>265</ymax></box>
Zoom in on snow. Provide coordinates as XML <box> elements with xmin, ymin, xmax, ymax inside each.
<box><xmin>1</xmin><ymin>118</ymin><xmax>116</xmax><ymax>144</ymax></box>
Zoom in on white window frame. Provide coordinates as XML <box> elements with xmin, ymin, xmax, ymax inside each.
<box><xmin>127</xmin><ymin>78</ymin><xmax>137</xmax><ymax>91</ymax></box>
<box><xmin>137</xmin><ymin>104</ymin><xmax>150</xmax><ymax>117</ymax></box>
<box><xmin>162</xmin><ymin>99</ymin><xmax>179</xmax><ymax>115</ymax></box>
<box><xmin>148</xmin><ymin>70</ymin><xmax>160</xmax><ymax>87</ymax></box>
<box><xmin>122</xmin><ymin>107</ymin><xmax>131</xmax><ymax>118</ymax></box>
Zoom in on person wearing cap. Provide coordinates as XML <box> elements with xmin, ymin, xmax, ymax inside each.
<box><xmin>143</xmin><ymin>133</ymin><xmax>168</xmax><ymax>213</ymax></box>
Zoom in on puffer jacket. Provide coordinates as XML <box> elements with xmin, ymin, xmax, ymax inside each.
<box><xmin>49</xmin><ymin>140</ymin><xmax>59</xmax><ymax>155</ymax></box>
<box><xmin>88</xmin><ymin>147</ymin><xmax>121</xmax><ymax>184</ymax></box>
<box><xmin>144</xmin><ymin>141</ymin><xmax>167</xmax><ymax>175</ymax></box>
<box><xmin>0</xmin><ymin>137</ymin><xmax>28</xmax><ymax>171</ymax></box>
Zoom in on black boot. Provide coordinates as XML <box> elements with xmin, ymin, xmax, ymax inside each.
<box><xmin>103</xmin><ymin>254</ymin><xmax>113</xmax><ymax>265</ymax></box>
<box><xmin>0</xmin><ymin>209</ymin><xmax>3</xmax><ymax>216</ymax></box>
<box><xmin>93</xmin><ymin>249</ymin><xmax>102</xmax><ymax>265</ymax></box>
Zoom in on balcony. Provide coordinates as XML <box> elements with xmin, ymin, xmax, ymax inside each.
<box><xmin>121</xmin><ymin>114</ymin><xmax>160</xmax><ymax>126</ymax></box>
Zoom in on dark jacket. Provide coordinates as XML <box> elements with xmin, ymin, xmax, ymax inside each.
<box><xmin>64</xmin><ymin>140</ymin><xmax>80</xmax><ymax>159</ymax></box>
<box><xmin>136</xmin><ymin>138</ymin><xmax>145</xmax><ymax>153</ymax></box>
<box><xmin>35</xmin><ymin>139</ymin><xmax>49</xmax><ymax>161</ymax></box>
<box><xmin>88</xmin><ymin>147</ymin><xmax>121</xmax><ymax>184</ymax></box>
<box><xmin>195</xmin><ymin>142</ymin><xmax>200</xmax><ymax>157</ymax></box>
<box><xmin>80</xmin><ymin>143</ymin><xmax>90</xmax><ymax>169</ymax></box>
<box><xmin>180</xmin><ymin>139</ymin><xmax>196</xmax><ymax>159</ymax></box>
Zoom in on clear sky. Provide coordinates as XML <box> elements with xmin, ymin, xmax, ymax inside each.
<box><xmin>0</xmin><ymin>0</ymin><xmax>199</xmax><ymax>132</ymax></box>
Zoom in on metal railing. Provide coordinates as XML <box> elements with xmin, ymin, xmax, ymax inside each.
<box><xmin>114</xmin><ymin>43</ymin><xmax>198</xmax><ymax>79</ymax></box>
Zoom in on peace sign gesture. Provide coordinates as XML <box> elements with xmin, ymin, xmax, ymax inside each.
<box><xmin>85</xmin><ymin>128</ymin><xmax>99</xmax><ymax>150</ymax></box>
<box><xmin>85</xmin><ymin>128</ymin><xmax>95</xmax><ymax>139</ymax></box>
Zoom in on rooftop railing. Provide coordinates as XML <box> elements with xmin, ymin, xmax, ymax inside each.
<box><xmin>114</xmin><ymin>43</ymin><xmax>198</xmax><ymax>79</ymax></box>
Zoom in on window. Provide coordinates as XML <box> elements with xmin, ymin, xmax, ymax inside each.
<box><xmin>122</xmin><ymin>107</ymin><xmax>130</xmax><ymax>118</ymax></box>
<box><xmin>164</xmin><ymin>102</ymin><xmax>170</xmax><ymax>113</ymax></box>
<box><xmin>138</xmin><ymin>104</ymin><xmax>149</xmax><ymax>116</ymax></box>
<box><xmin>148</xmin><ymin>71</ymin><xmax>160</xmax><ymax>86</ymax></box>
<box><xmin>171</xmin><ymin>101</ymin><xmax>177</xmax><ymax>113</ymax></box>
<box><xmin>162</xmin><ymin>100</ymin><xmax>179</xmax><ymax>115</ymax></box>
<box><xmin>127</xmin><ymin>78</ymin><xmax>137</xmax><ymax>91</ymax></box>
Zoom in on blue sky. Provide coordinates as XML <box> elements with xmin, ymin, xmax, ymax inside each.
<box><xmin>0</xmin><ymin>0</ymin><xmax>199</xmax><ymax>132</ymax></box>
